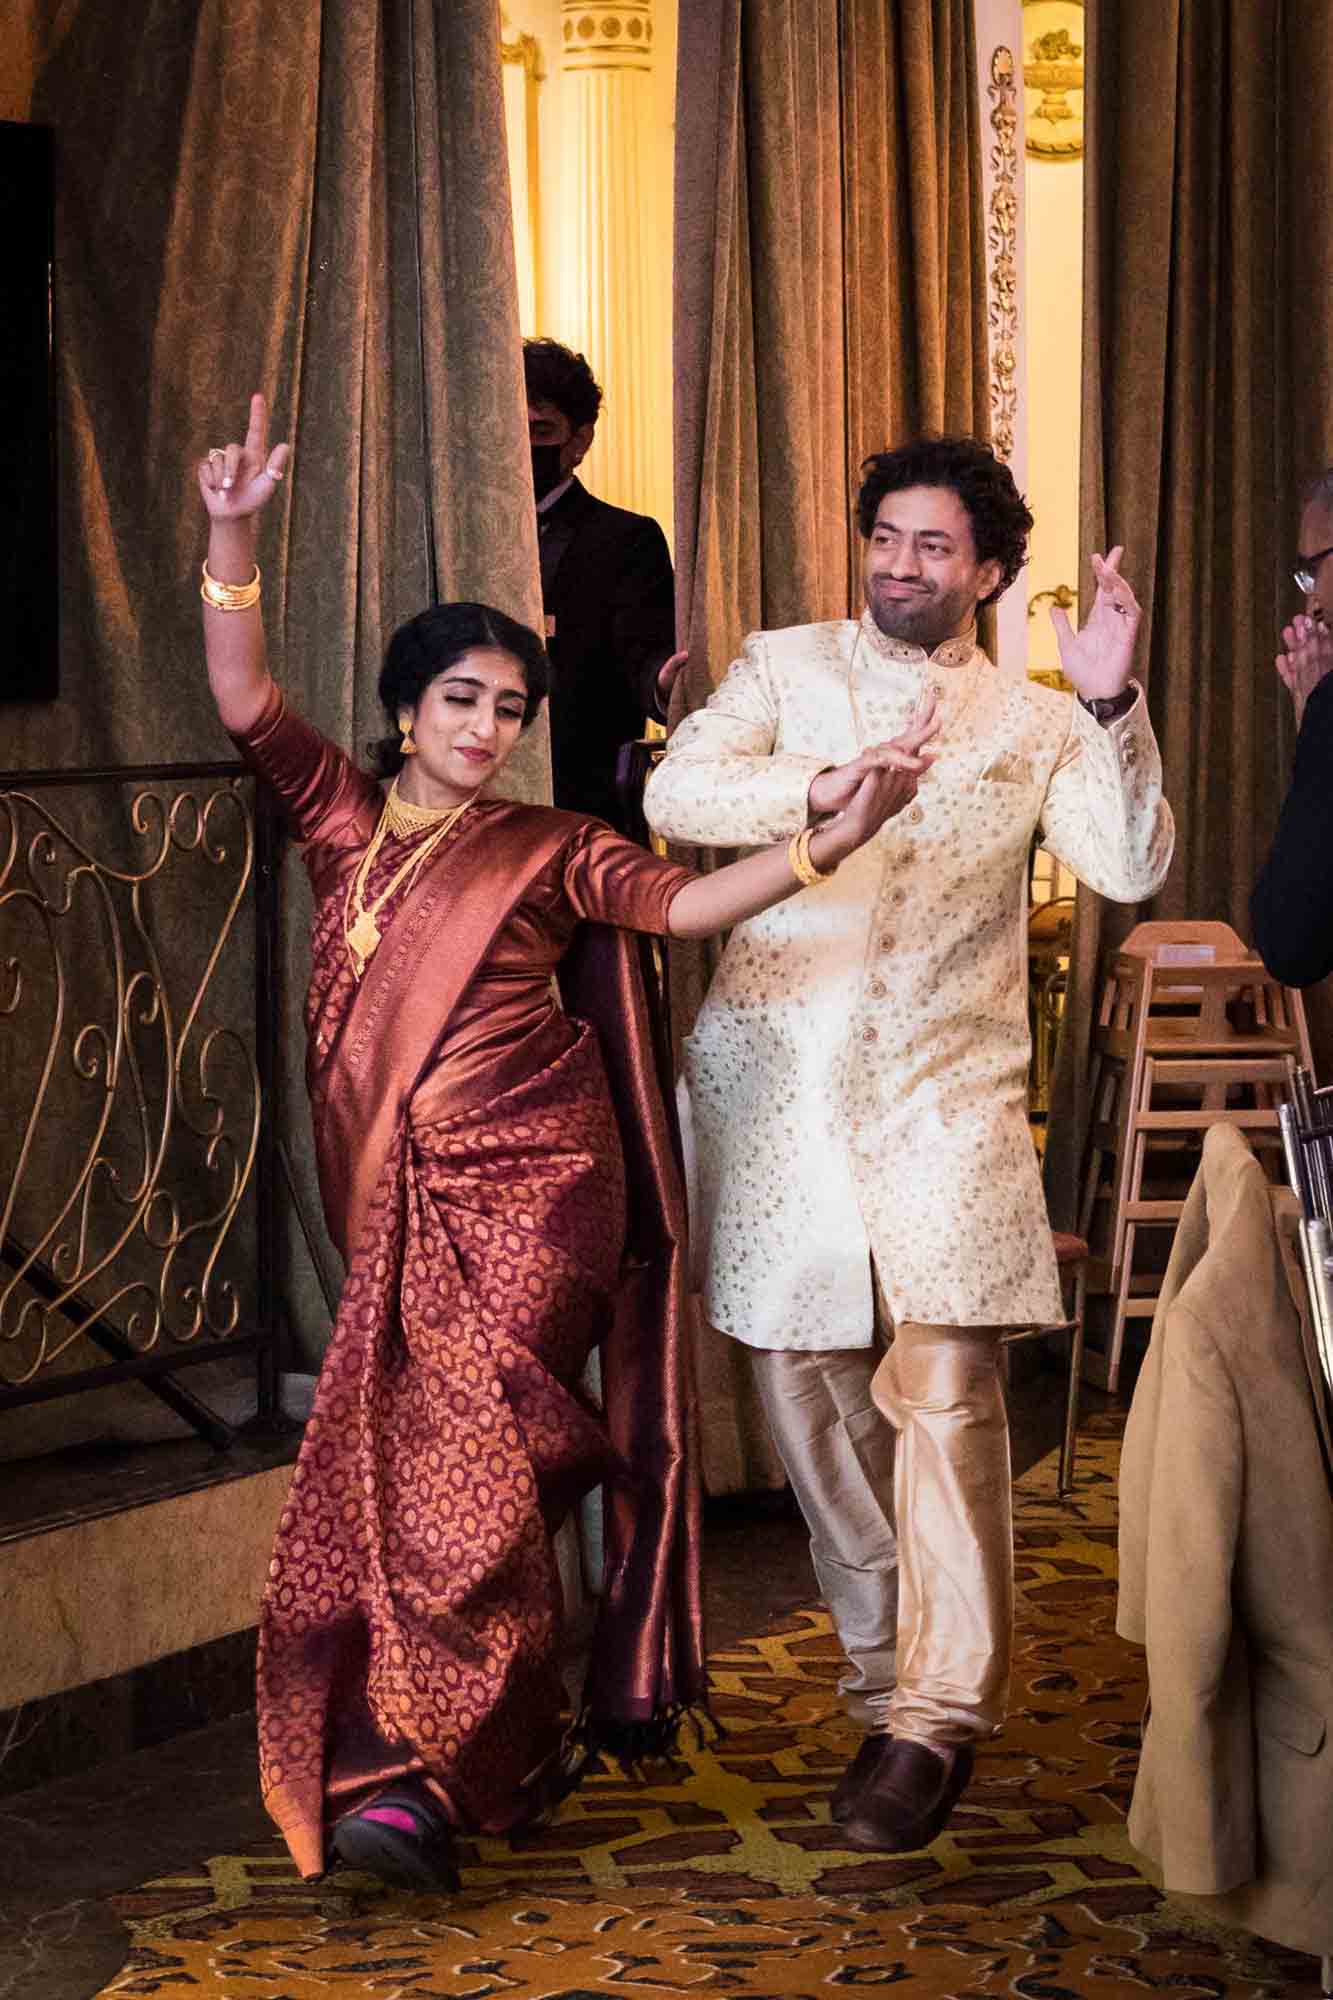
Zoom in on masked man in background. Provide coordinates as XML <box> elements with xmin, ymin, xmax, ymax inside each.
<box><xmin>525</xmin><ymin>337</ymin><xmax>681</xmax><ymax>834</ymax></box>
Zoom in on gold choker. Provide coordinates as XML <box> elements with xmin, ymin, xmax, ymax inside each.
<box><xmin>381</xmin><ymin>776</ymin><xmax>471</xmax><ymax>835</ymax></box>
<box><xmin>343</xmin><ymin>780</ymin><xmax>474</xmax><ymax>978</ymax></box>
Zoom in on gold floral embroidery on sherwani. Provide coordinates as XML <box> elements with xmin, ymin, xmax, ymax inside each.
<box><xmin>646</xmin><ymin>611</ymin><xmax>1174</xmax><ymax>1348</ymax></box>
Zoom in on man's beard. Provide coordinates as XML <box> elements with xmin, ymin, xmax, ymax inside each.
<box><xmin>867</xmin><ymin>579</ymin><xmax>970</xmax><ymax>651</ymax></box>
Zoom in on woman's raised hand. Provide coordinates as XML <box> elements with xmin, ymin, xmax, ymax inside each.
<box><xmin>197</xmin><ymin>393</ymin><xmax>290</xmax><ymax>520</ymax></box>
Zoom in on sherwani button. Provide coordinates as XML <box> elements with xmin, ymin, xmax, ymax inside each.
<box><xmin>907</xmin><ymin>805</ymin><xmax>924</xmax><ymax>825</ymax></box>
<box><xmin>860</xmin><ymin>1025</ymin><xmax>878</xmax><ymax>1043</ymax></box>
<box><xmin>868</xmin><ymin>978</ymin><xmax>887</xmax><ymax>999</ymax></box>
<box><xmin>879</xmin><ymin>933</ymin><xmax>895</xmax><ymax>951</ymax></box>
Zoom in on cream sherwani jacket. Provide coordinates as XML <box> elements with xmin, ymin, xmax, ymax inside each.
<box><xmin>644</xmin><ymin>612</ymin><xmax>1174</xmax><ymax>1347</ymax></box>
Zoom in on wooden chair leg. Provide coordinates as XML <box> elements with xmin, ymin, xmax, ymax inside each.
<box><xmin>1105</xmin><ymin>1219</ymin><xmax>1137</xmax><ymax>1393</ymax></box>
<box><xmin>1058</xmin><ymin>1263</ymin><xmax>1087</xmax><ymax>1498</ymax></box>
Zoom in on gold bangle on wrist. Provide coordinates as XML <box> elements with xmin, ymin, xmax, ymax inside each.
<box><xmin>788</xmin><ymin>825</ymin><xmax>834</xmax><ymax>888</ymax></box>
<box><xmin>200</xmin><ymin>558</ymin><xmax>262</xmax><ymax>612</ymax></box>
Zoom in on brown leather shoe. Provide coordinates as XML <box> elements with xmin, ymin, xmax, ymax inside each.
<box><xmin>828</xmin><ymin>1732</ymin><xmax>893</xmax><ymax>1823</ymax></box>
<box><xmin>839</xmin><ymin>1736</ymin><xmax>974</xmax><ymax>1852</ymax></box>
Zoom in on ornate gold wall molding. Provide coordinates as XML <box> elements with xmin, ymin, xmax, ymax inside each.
<box><xmin>1023</xmin><ymin>1</ymin><xmax>1085</xmax><ymax>159</ymax></box>
<box><xmin>986</xmin><ymin>46</ymin><xmax>1020</xmax><ymax>465</ymax></box>
<box><xmin>501</xmin><ymin>17</ymin><xmax>544</xmax><ymax>331</ymax></box>
<box><xmin>1028</xmin><ymin>582</ymin><xmax>1077</xmax><ymax>619</ymax></box>
<box><xmin>560</xmin><ymin>2</ymin><xmax>653</xmax><ymax>73</ymax></box>
<box><xmin>501</xmin><ymin>28</ymin><xmax>543</xmax><ymax>80</ymax></box>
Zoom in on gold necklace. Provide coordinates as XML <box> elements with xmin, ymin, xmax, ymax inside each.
<box><xmin>343</xmin><ymin>777</ymin><xmax>473</xmax><ymax>978</ymax></box>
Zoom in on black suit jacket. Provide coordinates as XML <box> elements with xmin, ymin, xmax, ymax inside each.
<box><xmin>538</xmin><ymin>477</ymin><xmax>675</xmax><ymax>830</ymax></box>
<box><xmin>1252</xmin><ymin>673</ymin><xmax>1333</xmax><ymax>986</ymax></box>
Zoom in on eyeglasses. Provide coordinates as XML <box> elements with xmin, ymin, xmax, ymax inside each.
<box><xmin>1294</xmin><ymin>544</ymin><xmax>1333</xmax><ymax>594</ymax></box>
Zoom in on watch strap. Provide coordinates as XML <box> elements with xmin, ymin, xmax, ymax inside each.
<box><xmin>1078</xmin><ymin>686</ymin><xmax>1138</xmax><ymax>725</ymax></box>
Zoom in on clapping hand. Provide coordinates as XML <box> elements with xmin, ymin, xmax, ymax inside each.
<box><xmin>807</xmin><ymin>694</ymin><xmax>940</xmax><ymax>829</ymax></box>
<box><xmin>1276</xmin><ymin>613</ymin><xmax>1333</xmax><ymax>730</ymax></box>
<box><xmin>198</xmin><ymin>393</ymin><xmax>290</xmax><ymax>521</ymax></box>
<box><xmin>810</xmin><ymin>697</ymin><xmax>940</xmax><ymax>866</ymax></box>
<box><xmin>1049</xmin><ymin>547</ymin><xmax>1141</xmax><ymax>701</ymax></box>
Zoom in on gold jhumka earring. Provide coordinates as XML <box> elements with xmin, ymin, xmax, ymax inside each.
<box><xmin>400</xmin><ymin>719</ymin><xmax>417</xmax><ymax>755</ymax></box>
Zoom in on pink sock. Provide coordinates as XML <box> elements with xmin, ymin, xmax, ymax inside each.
<box><xmin>361</xmin><ymin>1806</ymin><xmax>420</xmax><ymax>1833</ymax></box>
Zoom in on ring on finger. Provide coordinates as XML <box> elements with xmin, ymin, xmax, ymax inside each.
<box><xmin>261</xmin><ymin>465</ymin><xmax>284</xmax><ymax>482</ymax></box>
<box><xmin>207</xmin><ymin>447</ymin><xmax>225</xmax><ymax>465</ymax></box>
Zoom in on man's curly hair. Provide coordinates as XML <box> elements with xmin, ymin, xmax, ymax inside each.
<box><xmin>523</xmin><ymin>338</ymin><xmax>603</xmax><ymax>431</ymax></box>
<box><xmin>856</xmin><ymin>437</ymin><xmax>1034</xmax><ymax>604</ymax></box>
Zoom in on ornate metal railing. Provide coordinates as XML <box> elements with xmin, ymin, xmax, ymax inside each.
<box><xmin>0</xmin><ymin>762</ymin><xmax>280</xmax><ymax>1447</ymax></box>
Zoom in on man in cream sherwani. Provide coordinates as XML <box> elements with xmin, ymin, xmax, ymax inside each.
<box><xmin>644</xmin><ymin>436</ymin><xmax>1174</xmax><ymax>1853</ymax></box>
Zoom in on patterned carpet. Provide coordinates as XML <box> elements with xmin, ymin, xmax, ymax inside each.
<box><xmin>98</xmin><ymin>1414</ymin><xmax>1326</xmax><ymax>1996</ymax></box>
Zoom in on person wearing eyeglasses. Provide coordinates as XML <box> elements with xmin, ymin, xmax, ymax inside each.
<box><xmin>1251</xmin><ymin>468</ymin><xmax>1333</xmax><ymax>986</ymax></box>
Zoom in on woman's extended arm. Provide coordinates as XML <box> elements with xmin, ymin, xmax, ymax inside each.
<box><xmin>665</xmin><ymin>704</ymin><xmax>938</xmax><ymax>938</ymax></box>
<box><xmin>197</xmin><ymin>393</ymin><xmax>290</xmax><ymax>733</ymax></box>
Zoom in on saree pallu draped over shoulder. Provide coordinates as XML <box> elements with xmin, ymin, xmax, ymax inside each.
<box><xmin>241</xmin><ymin>702</ymin><xmax>705</xmax><ymax>1880</ymax></box>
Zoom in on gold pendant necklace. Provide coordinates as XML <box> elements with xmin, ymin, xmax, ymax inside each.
<box><xmin>343</xmin><ymin>777</ymin><xmax>473</xmax><ymax>979</ymax></box>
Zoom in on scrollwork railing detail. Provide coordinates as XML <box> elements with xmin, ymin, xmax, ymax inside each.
<box><xmin>0</xmin><ymin>767</ymin><xmax>274</xmax><ymax>1424</ymax></box>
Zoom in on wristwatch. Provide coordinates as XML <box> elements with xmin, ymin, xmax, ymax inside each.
<box><xmin>1078</xmin><ymin>686</ymin><xmax>1138</xmax><ymax>725</ymax></box>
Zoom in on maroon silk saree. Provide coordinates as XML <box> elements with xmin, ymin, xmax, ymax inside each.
<box><xmin>235</xmin><ymin>689</ymin><xmax>705</xmax><ymax>1879</ymax></box>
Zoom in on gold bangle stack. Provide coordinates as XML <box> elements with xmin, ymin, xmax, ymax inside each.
<box><xmin>788</xmin><ymin>825</ymin><xmax>834</xmax><ymax>887</ymax></box>
<box><xmin>200</xmin><ymin>558</ymin><xmax>262</xmax><ymax>612</ymax></box>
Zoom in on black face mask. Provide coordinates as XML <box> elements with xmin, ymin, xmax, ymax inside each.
<box><xmin>530</xmin><ymin>443</ymin><xmax>565</xmax><ymax>502</ymax></box>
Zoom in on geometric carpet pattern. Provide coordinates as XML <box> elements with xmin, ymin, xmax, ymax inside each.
<box><xmin>98</xmin><ymin>1414</ymin><xmax>1327</xmax><ymax>1996</ymax></box>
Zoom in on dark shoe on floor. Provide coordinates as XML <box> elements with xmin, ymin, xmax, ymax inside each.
<box><xmin>331</xmin><ymin>1783</ymin><xmax>461</xmax><ymax>1891</ymax></box>
<box><xmin>829</xmin><ymin>1732</ymin><xmax>894</xmax><ymax>1823</ymax></box>
<box><xmin>839</xmin><ymin>1736</ymin><xmax>974</xmax><ymax>1853</ymax></box>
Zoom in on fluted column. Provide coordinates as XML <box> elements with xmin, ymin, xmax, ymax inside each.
<box><xmin>556</xmin><ymin>0</ymin><xmax>671</xmax><ymax>537</ymax></box>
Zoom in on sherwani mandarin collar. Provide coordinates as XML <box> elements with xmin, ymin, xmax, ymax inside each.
<box><xmin>855</xmin><ymin>609</ymin><xmax>980</xmax><ymax>674</ymax></box>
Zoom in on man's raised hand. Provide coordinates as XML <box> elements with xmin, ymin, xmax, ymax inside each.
<box><xmin>197</xmin><ymin>393</ymin><xmax>291</xmax><ymax>521</ymax></box>
<box><xmin>1277</xmin><ymin>614</ymin><xmax>1333</xmax><ymax>730</ymax></box>
<box><xmin>1050</xmin><ymin>546</ymin><xmax>1141</xmax><ymax>701</ymax></box>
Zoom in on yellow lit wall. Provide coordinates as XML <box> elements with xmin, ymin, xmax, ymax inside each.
<box><xmin>1024</xmin><ymin>146</ymin><xmax>1082</xmax><ymax>677</ymax></box>
<box><xmin>501</xmin><ymin>2</ymin><xmax>676</xmax><ymax>547</ymax></box>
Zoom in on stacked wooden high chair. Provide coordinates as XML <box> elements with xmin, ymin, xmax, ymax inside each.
<box><xmin>1078</xmin><ymin>921</ymin><xmax>1312</xmax><ymax>1389</ymax></box>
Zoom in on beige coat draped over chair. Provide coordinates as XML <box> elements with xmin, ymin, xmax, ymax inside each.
<box><xmin>1118</xmin><ymin>1121</ymin><xmax>1333</xmax><ymax>1959</ymax></box>
<box><xmin>645</xmin><ymin>613</ymin><xmax>1173</xmax><ymax>1346</ymax></box>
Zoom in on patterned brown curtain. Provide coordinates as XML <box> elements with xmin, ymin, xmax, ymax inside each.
<box><xmin>5</xmin><ymin>0</ymin><xmax>539</xmax><ymax>776</ymax></box>
<box><xmin>1044</xmin><ymin>0</ymin><xmax>1333</xmax><ymax>1223</ymax></box>
<box><xmin>673</xmin><ymin>0</ymin><xmax>991</xmax><ymax>1489</ymax></box>
<box><xmin>5</xmin><ymin>0</ymin><xmax>541</xmax><ymax>1362</ymax></box>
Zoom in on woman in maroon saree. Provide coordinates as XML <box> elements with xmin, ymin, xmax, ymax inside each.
<box><xmin>199</xmin><ymin>395</ymin><xmax>937</xmax><ymax>1888</ymax></box>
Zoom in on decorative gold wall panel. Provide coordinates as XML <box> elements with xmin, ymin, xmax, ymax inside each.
<box><xmin>987</xmin><ymin>47</ymin><xmax>1020</xmax><ymax>466</ymax></box>
<box><xmin>1023</xmin><ymin>1</ymin><xmax>1085</xmax><ymax>159</ymax></box>
<box><xmin>561</xmin><ymin>2</ymin><xmax>653</xmax><ymax>70</ymax></box>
